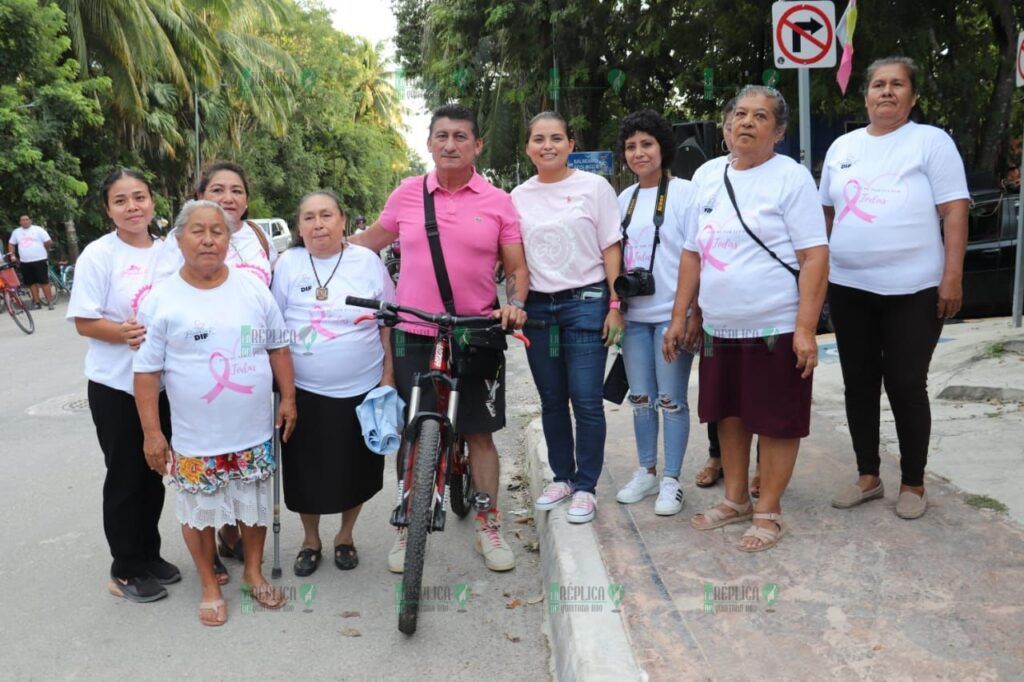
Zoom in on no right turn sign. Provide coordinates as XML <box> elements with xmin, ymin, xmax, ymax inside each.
<box><xmin>772</xmin><ymin>1</ymin><xmax>837</xmax><ymax>69</ymax></box>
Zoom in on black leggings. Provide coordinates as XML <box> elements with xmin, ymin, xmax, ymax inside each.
<box><xmin>827</xmin><ymin>283</ymin><xmax>943</xmax><ymax>487</ymax></box>
<box><xmin>88</xmin><ymin>381</ymin><xmax>172</xmax><ymax>578</ymax></box>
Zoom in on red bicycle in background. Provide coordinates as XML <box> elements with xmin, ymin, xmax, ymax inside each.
<box><xmin>347</xmin><ymin>296</ymin><xmax>540</xmax><ymax>635</ymax></box>
<box><xmin>0</xmin><ymin>255</ymin><xmax>34</xmax><ymax>334</ymax></box>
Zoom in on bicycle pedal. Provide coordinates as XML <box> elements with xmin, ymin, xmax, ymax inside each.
<box><xmin>390</xmin><ymin>507</ymin><xmax>409</xmax><ymax>528</ymax></box>
<box><xmin>431</xmin><ymin>506</ymin><xmax>447</xmax><ymax>532</ymax></box>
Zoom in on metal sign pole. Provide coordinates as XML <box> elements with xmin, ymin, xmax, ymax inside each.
<box><xmin>798</xmin><ymin>68</ymin><xmax>812</xmax><ymax>171</ymax></box>
<box><xmin>1013</xmin><ymin>117</ymin><xmax>1024</xmax><ymax>328</ymax></box>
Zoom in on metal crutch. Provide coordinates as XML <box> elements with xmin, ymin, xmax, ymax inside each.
<box><xmin>271</xmin><ymin>391</ymin><xmax>282</xmax><ymax>579</ymax></box>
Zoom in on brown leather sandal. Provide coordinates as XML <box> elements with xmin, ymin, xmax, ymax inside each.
<box><xmin>694</xmin><ymin>461</ymin><xmax>723</xmax><ymax>488</ymax></box>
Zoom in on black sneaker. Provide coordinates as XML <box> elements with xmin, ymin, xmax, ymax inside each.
<box><xmin>108</xmin><ymin>574</ymin><xmax>168</xmax><ymax>603</ymax></box>
<box><xmin>31</xmin><ymin>302</ymin><xmax>42</xmax><ymax>310</ymax></box>
<box><xmin>145</xmin><ymin>559</ymin><xmax>182</xmax><ymax>585</ymax></box>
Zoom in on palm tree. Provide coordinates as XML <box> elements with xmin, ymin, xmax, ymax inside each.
<box><xmin>351</xmin><ymin>38</ymin><xmax>403</xmax><ymax>129</ymax></box>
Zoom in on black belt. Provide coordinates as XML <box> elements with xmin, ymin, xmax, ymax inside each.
<box><xmin>526</xmin><ymin>281</ymin><xmax>607</xmax><ymax>303</ymax></box>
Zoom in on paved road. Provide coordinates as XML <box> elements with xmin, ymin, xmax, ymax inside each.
<box><xmin>0</xmin><ymin>301</ymin><xmax>549</xmax><ymax>680</ymax></box>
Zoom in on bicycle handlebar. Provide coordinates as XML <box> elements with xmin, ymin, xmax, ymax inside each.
<box><xmin>346</xmin><ymin>297</ymin><xmax>545</xmax><ymax>330</ymax></box>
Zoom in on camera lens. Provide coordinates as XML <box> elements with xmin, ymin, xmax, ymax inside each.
<box><xmin>614</xmin><ymin>273</ymin><xmax>638</xmax><ymax>298</ymax></box>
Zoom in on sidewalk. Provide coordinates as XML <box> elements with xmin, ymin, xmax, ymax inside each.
<box><xmin>530</xmin><ymin>317</ymin><xmax>1024</xmax><ymax>680</ymax></box>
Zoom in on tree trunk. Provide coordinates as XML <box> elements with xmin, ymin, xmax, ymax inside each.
<box><xmin>974</xmin><ymin>0</ymin><xmax>1017</xmax><ymax>178</ymax></box>
<box><xmin>64</xmin><ymin>218</ymin><xmax>80</xmax><ymax>262</ymax></box>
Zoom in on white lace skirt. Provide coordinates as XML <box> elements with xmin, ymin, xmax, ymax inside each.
<box><xmin>176</xmin><ymin>478</ymin><xmax>272</xmax><ymax>529</ymax></box>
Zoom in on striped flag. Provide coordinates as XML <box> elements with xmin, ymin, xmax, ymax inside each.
<box><xmin>835</xmin><ymin>0</ymin><xmax>858</xmax><ymax>94</ymax></box>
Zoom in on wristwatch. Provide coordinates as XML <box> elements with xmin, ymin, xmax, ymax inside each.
<box><xmin>510</xmin><ymin>298</ymin><xmax>526</xmax><ymax>310</ymax></box>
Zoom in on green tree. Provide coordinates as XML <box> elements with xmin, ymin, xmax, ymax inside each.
<box><xmin>0</xmin><ymin>0</ymin><xmax>106</xmax><ymax>239</ymax></box>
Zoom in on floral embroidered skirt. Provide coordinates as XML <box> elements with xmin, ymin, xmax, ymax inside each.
<box><xmin>171</xmin><ymin>440</ymin><xmax>275</xmax><ymax>529</ymax></box>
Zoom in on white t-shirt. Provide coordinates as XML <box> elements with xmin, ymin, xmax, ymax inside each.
<box><xmin>9</xmin><ymin>225</ymin><xmax>51</xmax><ymax>262</ymax></box>
<box><xmin>511</xmin><ymin>170</ymin><xmax>622</xmax><ymax>293</ymax></box>
<box><xmin>271</xmin><ymin>245</ymin><xmax>396</xmax><ymax>399</ymax></box>
<box><xmin>684</xmin><ymin>154</ymin><xmax>828</xmax><ymax>338</ymax></box>
<box><xmin>617</xmin><ymin>178</ymin><xmax>699</xmax><ymax>323</ymax></box>
<box><xmin>133</xmin><ymin>269</ymin><xmax>288</xmax><ymax>456</ymax></box>
<box><xmin>66</xmin><ymin>233</ymin><xmax>166</xmax><ymax>394</ymax></box>
<box><xmin>152</xmin><ymin>221</ymin><xmax>277</xmax><ymax>287</ymax></box>
<box><xmin>690</xmin><ymin>155</ymin><xmax>730</xmax><ymax>189</ymax></box>
<box><xmin>820</xmin><ymin>121</ymin><xmax>969</xmax><ymax>295</ymax></box>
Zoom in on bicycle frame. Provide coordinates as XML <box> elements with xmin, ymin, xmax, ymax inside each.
<box><xmin>391</xmin><ymin>333</ymin><xmax>463</xmax><ymax>533</ymax></box>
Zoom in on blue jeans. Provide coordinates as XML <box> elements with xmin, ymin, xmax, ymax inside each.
<box><xmin>621</xmin><ymin>320</ymin><xmax>694</xmax><ymax>478</ymax></box>
<box><xmin>524</xmin><ymin>295</ymin><xmax>608</xmax><ymax>494</ymax></box>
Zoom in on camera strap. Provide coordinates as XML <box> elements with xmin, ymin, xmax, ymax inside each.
<box><xmin>621</xmin><ymin>173</ymin><xmax>668</xmax><ymax>273</ymax></box>
<box><xmin>722</xmin><ymin>163</ymin><xmax>800</xmax><ymax>282</ymax></box>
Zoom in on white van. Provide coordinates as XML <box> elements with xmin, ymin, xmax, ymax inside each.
<box><xmin>250</xmin><ymin>218</ymin><xmax>292</xmax><ymax>254</ymax></box>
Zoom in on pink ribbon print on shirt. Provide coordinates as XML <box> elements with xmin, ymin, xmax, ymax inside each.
<box><xmin>308</xmin><ymin>305</ymin><xmax>339</xmax><ymax>340</ymax></box>
<box><xmin>836</xmin><ymin>179</ymin><xmax>878</xmax><ymax>225</ymax></box>
<box><xmin>130</xmin><ymin>284</ymin><xmax>152</xmax><ymax>316</ymax></box>
<box><xmin>200</xmin><ymin>350</ymin><xmax>256</xmax><ymax>403</ymax></box>
<box><xmin>697</xmin><ymin>225</ymin><xmax>730</xmax><ymax>271</ymax></box>
<box><xmin>233</xmin><ymin>262</ymin><xmax>271</xmax><ymax>286</ymax></box>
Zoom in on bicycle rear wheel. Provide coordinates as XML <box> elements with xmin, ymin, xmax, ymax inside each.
<box><xmin>5</xmin><ymin>290</ymin><xmax>34</xmax><ymax>334</ymax></box>
<box><xmin>449</xmin><ymin>437</ymin><xmax>474</xmax><ymax>518</ymax></box>
<box><xmin>398</xmin><ymin>418</ymin><xmax>442</xmax><ymax>635</ymax></box>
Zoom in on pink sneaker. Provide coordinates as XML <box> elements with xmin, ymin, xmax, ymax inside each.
<box><xmin>567</xmin><ymin>491</ymin><xmax>597</xmax><ymax>524</ymax></box>
<box><xmin>535</xmin><ymin>481</ymin><xmax>574</xmax><ymax>511</ymax></box>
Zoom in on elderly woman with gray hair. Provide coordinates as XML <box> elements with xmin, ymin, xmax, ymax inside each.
<box><xmin>664</xmin><ymin>85</ymin><xmax>829</xmax><ymax>552</ymax></box>
<box><xmin>133</xmin><ymin>199</ymin><xmax>297</xmax><ymax>626</ymax></box>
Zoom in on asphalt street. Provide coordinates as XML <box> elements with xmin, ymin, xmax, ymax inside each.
<box><xmin>0</xmin><ymin>300</ymin><xmax>549</xmax><ymax>680</ymax></box>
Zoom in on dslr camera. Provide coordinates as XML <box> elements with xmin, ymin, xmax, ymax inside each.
<box><xmin>614</xmin><ymin>268</ymin><xmax>655</xmax><ymax>298</ymax></box>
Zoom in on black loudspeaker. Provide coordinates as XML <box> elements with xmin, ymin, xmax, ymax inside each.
<box><xmin>671</xmin><ymin>121</ymin><xmax>717</xmax><ymax>181</ymax></box>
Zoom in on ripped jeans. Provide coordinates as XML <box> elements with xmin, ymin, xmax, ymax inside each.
<box><xmin>621</xmin><ymin>320</ymin><xmax>694</xmax><ymax>478</ymax></box>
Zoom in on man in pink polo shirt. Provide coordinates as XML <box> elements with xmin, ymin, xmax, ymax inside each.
<box><xmin>353</xmin><ymin>103</ymin><xmax>529</xmax><ymax>574</ymax></box>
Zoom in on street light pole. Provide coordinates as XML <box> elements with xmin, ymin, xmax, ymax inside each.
<box><xmin>194</xmin><ymin>76</ymin><xmax>201</xmax><ymax>185</ymax></box>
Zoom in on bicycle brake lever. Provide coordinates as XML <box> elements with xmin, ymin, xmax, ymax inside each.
<box><xmin>353</xmin><ymin>314</ymin><xmax>377</xmax><ymax>325</ymax></box>
<box><xmin>511</xmin><ymin>332</ymin><xmax>531</xmax><ymax>349</ymax></box>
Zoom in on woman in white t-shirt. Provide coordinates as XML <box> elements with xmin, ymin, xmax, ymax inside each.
<box><xmin>512</xmin><ymin>111</ymin><xmax>623</xmax><ymax>525</ymax></box>
<box><xmin>271</xmin><ymin>191</ymin><xmax>395</xmax><ymax>577</ymax></box>
<box><xmin>664</xmin><ymin>86</ymin><xmax>829</xmax><ymax>552</ymax></box>
<box><xmin>133</xmin><ymin>200</ymin><xmax>297</xmax><ymax>626</ymax></box>
<box><xmin>610</xmin><ymin>110</ymin><xmax>701</xmax><ymax>517</ymax></box>
<box><xmin>821</xmin><ymin>57</ymin><xmax>969</xmax><ymax>520</ymax></box>
<box><xmin>153</xmin><ymin>161</ymin><xmax>276</xmax><ymax>580</ymax></box>
<box><xmin>67</xmin><ymin>168</ymin><xmax>175</xmax><ymax>603</ymax></box>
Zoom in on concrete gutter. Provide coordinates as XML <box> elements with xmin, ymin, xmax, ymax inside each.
<box><xmin>525</xmin><ymin>420</ymin><xmax>646</xmax><ymax>682</ymax></box>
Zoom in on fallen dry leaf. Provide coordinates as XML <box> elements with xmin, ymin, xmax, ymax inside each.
<box><xmin>339</xmin><ymin>611</ymin><xmax>360</xmax><ymax>619</ymax></box>
<box><xmin>505</xmin><ymin>598</ymin><xmax>522</xmax><ymax>609</ymax></box>
<box><xmin>340</xmin><ymin>627</ymin><xmax>362</xmax><ymax>637</ymax></box>
<box><xmin>514</xmin><ymin>516</ymin><xmax>534</xmax><ymax>524</ymax></box>
<box><xmin>524</xmin><ymin>540</ymin><xmax>539</xmax><ymax>553</ymax></box>
<box><xmin>872</xmin><ymin>644</ymin><xmax>883</xmax><ymax>651</ymax></box>
<box><xmin>526</xmin><ymin>595</ymin><xmax>544</xmax><ymax>605</ymax></box>
<box><xmin>505</xmin><ymin>633</ymin><xmax>521</xmax><ymax>643</ymax></box>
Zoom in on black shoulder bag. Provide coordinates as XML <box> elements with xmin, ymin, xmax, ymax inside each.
<box><xmin>422</xmin><ymin>177</ymin><xmax>506</xmax><ymax>380</ymax></box>
<box><xmin>722</xmin><ymin>163</ymin><xmax>799</xmax><ymax>281</ymax></box>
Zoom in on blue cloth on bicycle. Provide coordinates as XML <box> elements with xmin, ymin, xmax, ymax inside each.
<box><xmin>355</xmin><ymin>386</ymin><xmax>406</xmax><ymax>456</ymax></box>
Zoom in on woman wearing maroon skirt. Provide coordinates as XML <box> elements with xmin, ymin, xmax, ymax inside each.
<box><xmin>663</xmin><ymin>85</ymin><xmax>829</xmax><ymax>551</ymax></box>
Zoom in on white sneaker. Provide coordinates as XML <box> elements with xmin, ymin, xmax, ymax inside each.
<box><xmin>616</xmin><ymin>468</ymin><xmax>659</xmax><ymax>504</ymax></box>
<box><xmin>387</xmin><ymin>529</ymin><xmax>406</xmax><ymax>573</ymax></box>
<box><xmin>474</xmin><ymin>513</ymin><xmax>515</xmax><ymax>571</ymax></box>
<box><xmin>654</xmin><ymin>477</ymin><xmax>684</xmax><ymax>516</ymax></box>
<box><xmin>535</xmin><ymin>481</ymin><xmax>574</xmax><ymax>510</ymax></box>
<box><xmin>566</xmin><ymin>491</ymin><xmax>597</xmax><ymax>524</ymax></box>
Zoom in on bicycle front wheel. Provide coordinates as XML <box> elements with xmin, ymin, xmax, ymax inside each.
<box><xmin>5</xmin><ymin>290</ymin><xmax>34</xmax><ymax>334</ymax></box>
<box><xmin>398</xmin><ymin>418</ymin><xmax>442</xmax><ymax>635</ymax></box>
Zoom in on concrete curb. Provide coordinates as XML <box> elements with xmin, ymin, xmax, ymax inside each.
<box><xmin>525</xmin><ymin>419</ymin><xmax>645</xmax><ymax>682</ymax></box>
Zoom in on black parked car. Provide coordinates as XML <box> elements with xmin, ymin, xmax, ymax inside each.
<box><xmin>962</xmin><ymin>190</ymin><xmax>1021</xmax><ymax>318</ymax></box>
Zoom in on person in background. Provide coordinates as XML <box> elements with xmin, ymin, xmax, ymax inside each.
<box><xmin>272</xmin><ymin>191</ymin><xmax>395</xmax><ymax>576</ymax></box>
<box><xmin>8</xmin><ymin>214</ymin><xmax>55</xmax><ymax>310</ymax></box>
<box><xmin>611</xmin><ymin>110</ymin><xmax>700</xmax><ymax>516</ymax></box>
<box><xmin>664</xmin><ymin>86</ymin><xmax>829</xmax><ymax>551</ymax></box>
<box><xmin>67</xmin><ymin>169</ymin><xmax>176</xmax><ymax>603</ymax></box>
<box><xmin>134</xmin><ymin>199</ymin><xmax>297</xmax><ymax>626</ymax></box>
<box><xmin>511</xmin><ymin>111</ymin><xmax>622</xmax><ymax>524</ymax></box>
<box><xmin>351</xmin><ymin>103</ymin><xmax>529</xmax><ymax>573</ymax></box>
<box><xmin>822</xmin><ymin>57</ymin><xmax>969</xmax><ymax>520</ymax></box>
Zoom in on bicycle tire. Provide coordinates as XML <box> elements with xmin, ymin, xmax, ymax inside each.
<box><xmin>398</xmin><ymin>418</ymin><xmax>442</xmax><ymax>635</ymax></box>
<box><xmin>64</xmin><ymin>265</ymin><xmax>74</xmax><ymax>291</ymax></box>
<box><xmin>49</xmin><ymin>273</ymin><xmax>68</xmax><ymax>302</ymax></box>
<box><xmin>449</xmin><ymin>438</ymin><xmax>474</xmax><ymax>518</ymax></box>
<box><xmin>385</xmin><ymin>257</ymin><xmax>401</xmax><ymax>286</ymax></box>
<box><xmin>5</xmin><ymin>290</ymin><xmax>34</xmax><ymax>334</ymax></box>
